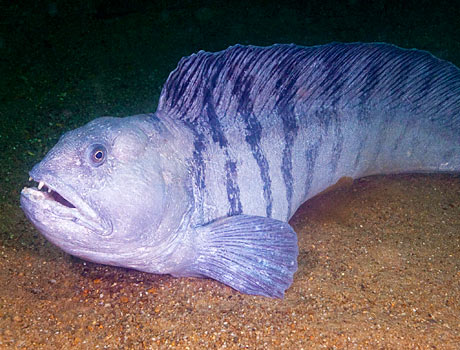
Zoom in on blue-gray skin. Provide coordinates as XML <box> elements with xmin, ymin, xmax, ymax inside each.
<box><xmin>20</xmin><ymin>43</ymin><xmax>460</xmax><ymax>298</ymax></box>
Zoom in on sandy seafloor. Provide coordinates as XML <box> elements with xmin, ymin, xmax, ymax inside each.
<box><xmin>0</xmin><ymin>1</ymin><xmax>459</xmax><ymax>349</ymax></box>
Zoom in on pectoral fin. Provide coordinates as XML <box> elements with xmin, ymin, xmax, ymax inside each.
<box><xmin>182</xmin><ymin>215</ymin><xmax>298</xmax><ymax>298</ymax></box>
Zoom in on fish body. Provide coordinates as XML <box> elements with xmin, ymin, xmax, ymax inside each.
<box><xmin>20</xmin><ymin>43</ymin><xmax>460</xmax><ymax>297</ymax></box>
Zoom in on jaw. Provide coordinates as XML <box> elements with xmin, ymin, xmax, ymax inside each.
<box><xmin>20</xmin><ymin>173</ymin><xmax>112</xmax><ymax>245</ymax></box>
<box><xmin>20</xmin><ymin>187</ymin><xmax>161</xmax><ymax>270</ymax></box>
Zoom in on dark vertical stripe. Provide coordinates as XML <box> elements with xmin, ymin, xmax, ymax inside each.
<box><xmin>231</xmin><ymin>56</ymin><xmax>274</xmax><ymax>218</ymax></box>
<box><xmin>304</xmin><ymin>144</ymin><xmax>320</xmax><ymax>199</ymax></box>
<box><xmin>274</xmin><ymin>56</ymin><xmax>302</xmax><ymax>218</ymax></box>
<box><xmin>330</xmin><ymin>114</ymin><xmax>344</xmax><ymax>178</ymax></box>
<box><xmin>203</xmin><ymin>78</ymin><xmax>228</xmax><ymax>148</ymax></box>
<box><xmin>185</xmin><ymin>109</ymin><xmax>244</xmax><ymax>220</ymax></box>
<box><xmin>281</xmin><ymin>138</ymin><xmax>294</xmax><ymax>217</ymax></box>
<box><xmin>278</xmin><ymin>108</ymin><xmax>298</xmax><ymax>219</ymax></box>
<box><xmin>242</xmin><ymin>113</ymin><xmax>273</xmax><ymax>217</ymax></box>
<box><xmin>225</xmin><ymin>160</ymin><xmax>243</xmax><ymax>215</ymax></box>
<box><xmin>186</xmin><ymin>127</ymin><xmax>207</xmax><ymax>223</ymax></box>
<box><xmin>353</xmin><ymin>137</ymin><xmax>365</xmax><ymax>171</ymax></box>
<box><xmin>202</xmin><ymin>66</ymin><xmax>244</xmax><ymax>216</ymax></box>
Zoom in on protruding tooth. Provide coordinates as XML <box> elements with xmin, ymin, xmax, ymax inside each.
<box><xmin>29</xmin><ymin>176</ymin><xmax>33</xmax><ymax>181</ymax></box>
<box><xmin>48</xmin><ymin>187</ymin><xmax>52</xmax><ymax>193</ymax></box>
<box><xmin>38</xmin><ymin>181</ymin><xmax>45</xmax><ymax>190</ymax></box>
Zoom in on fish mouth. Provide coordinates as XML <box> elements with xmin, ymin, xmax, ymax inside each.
<box><xmin>21</xmin><ymin>174</ymin><xmax>111</xmax><ymax>236</ymax></box>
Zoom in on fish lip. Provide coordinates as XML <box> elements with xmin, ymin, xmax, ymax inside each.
<box><xmin>22</xmin><ymin>172</ymin><xmax>112</xmax><ymax>236</ymax></box>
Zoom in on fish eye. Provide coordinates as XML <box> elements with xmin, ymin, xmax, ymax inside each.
<box><xmin>90</xmin><ymin>144</ymin><xmax>107</xmax><ymax>166</ymax></box>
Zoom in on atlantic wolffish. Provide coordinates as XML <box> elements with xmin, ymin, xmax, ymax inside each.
<box><xmin>21</xmin><ymin>43</ymin><xmax>460</xmax><ymax>297</ymax></box>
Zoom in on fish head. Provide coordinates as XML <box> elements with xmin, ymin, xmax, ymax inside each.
<box><xmin>20</xmin><ymin>115</ymin><xmax>177</xmax><ymax>265</ymax></box>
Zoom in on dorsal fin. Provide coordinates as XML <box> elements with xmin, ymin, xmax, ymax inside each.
<box><xmin>157</xmin><ymin>43</ymin><xmax>460</xmax><ymax>129</ymax></box>
<box><xmin>158</xmin><ymin>43</ymin><xmax>318</xmax><ymax>122</ymax></box>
